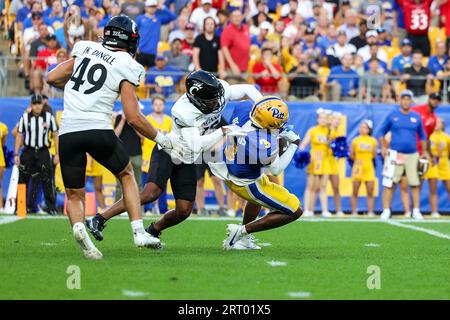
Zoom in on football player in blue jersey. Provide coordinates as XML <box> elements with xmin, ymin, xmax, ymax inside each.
<box><xmin>208</xmin><ymin>96</ymin><xmax>303</xmax><ymax>250</ymax></box>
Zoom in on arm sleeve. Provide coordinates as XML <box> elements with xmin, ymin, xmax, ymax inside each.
<box><xmin>227</xmin><ymin>83</ymin><xmax>263</xmax><ymax>102</ymax></box>
<box><xmin>180</xmin><ymin>127</ymin><xmax>224</xmax><ymax>154</ymax></box>
<box><xmin>266</xmin><ymin>144</ymin><xmax>298</xmax><ymax>176</ymax></box>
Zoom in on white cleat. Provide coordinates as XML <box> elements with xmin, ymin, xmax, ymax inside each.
<box><xmin>380</xmin><ymin>209</ymin><xmax>391</xmax><ymax>220</ymax></box>
<box><xmin>73</xmin><ymin>223</ymin><xmax>103</xmax><ymax>260</ymax></box>
<box><xmin>321</xmin><ymin>211</ymin><xmax>332</xmax><ymax>218</ymax></box>
<box><xmin>134</xmin><ymin>231</ymin><xmax>161</xmax><ymax>249</ymax></box>
<box><xmin>302</xmin><ymin>210</ymin><xmax>314</xmax><ymax>217</ymax></box>
<box><xmin>336</xmin><ymin>211</ymin><xmax>346</xmax><ymax>217</ymax></box>
<box><xmin>412</xmin><ymin>210</ymin><xmax>424</xmax><ymax>220</ymax></box>
<box><xmin>223</xmin><ymin>224</ymin><xmax>244</xmax><ymax>250</ymax></box>
<box><xmin>232</xmin><ymin>235</ymin><xmax>261</xmax><ymax>250</ymax></box>
<box><xmin>431</xmin><ymin>212</ymin><xmax>441</xmax><ymax>218</ymax></box>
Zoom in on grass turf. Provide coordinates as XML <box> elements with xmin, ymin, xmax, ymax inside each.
<box><xmin>1</xmin><ymin>216</ymin><xmax>450</xmax><ymax>299</ymax></box>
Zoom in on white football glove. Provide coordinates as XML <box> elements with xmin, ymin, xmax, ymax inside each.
<box><xmin>222</xmin><ymin>125</ymin><xmax>247</xmax><ymax>138</ymax></box>
<box><xmin>154</xmin><ymin>132</ymin><xmax>189</xmax><ymax>153</ymax></box>
<box><xmin>279</xmin><ymin>129</ymin><xmax>300</xmax><ymax>143</ymax></box>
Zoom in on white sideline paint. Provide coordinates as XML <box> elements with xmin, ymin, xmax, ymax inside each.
<box><xmin>387</xmin><ymin>221</ymin><xmax>450</xmax><ymax>240</ymax></box>
<box><xmin>288</xmin><ymin>291</ymin><xmax>311</xmax><ymax>298</ymax></box>
<box><xmin>0</xmin><ymin>216</ymin><xmax>19</xmax><ymax>225</ymax></box>
<box><xmin>267</xmin><ymin>260</ymin><xmax>287</xmax><ymax>267</ymax></box>
<box><xmin>122</xmin><ymin>290</ymin><xmax>148</xmax><ymax>297</ymax></box>
<box><xmin>259</xmin><ymin>242</ymin><xmax>272</xmax><ymax>247</ymax></box>
<box><xmin>364</xmin><ymin>243</ymin><xmax>381</xmax><ymax>247</ymax></box>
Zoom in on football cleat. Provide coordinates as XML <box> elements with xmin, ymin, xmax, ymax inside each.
<box><xmin>86</xmin><ymin>214</ymin><xmax>106</xmax><ymax>241</ymax></box>
<box><xmin>73</xmin><ymin>223</ymin><xmax>103</xmax><ymax>260</ymax></box>
<box><xmin>133</xmin><ymin>231</ymin><xmax>161</xmax><ymax>249</ymax></box>
<box><xmin>223</xmin><ymin>224</ymin><xmax>244</xmax><ymax>250</ymax></box>
<box><xmin>232</xmin><ymin>235</ymin><xmax>261</xmax><ymax>250</ymax></box>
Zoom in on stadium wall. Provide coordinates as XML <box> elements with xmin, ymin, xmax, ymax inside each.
<box><xmin>1</xmin><ymin>98</ymin><xmax>450</xmax><ymax>213</ymax></box>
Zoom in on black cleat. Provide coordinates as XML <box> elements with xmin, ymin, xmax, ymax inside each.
<box><xmin>145</xmin><ymin>222</ymin><xmax>161</xmax><ymax>239</ymax></box>
<box><xmin>86</xmin><ymin>214</ymin><xmax>106</xmax><ymax>241</ymax></box>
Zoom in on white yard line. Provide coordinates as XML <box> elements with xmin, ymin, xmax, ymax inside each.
<box><xmin>386</xmin><ymin>220</ymin><xmax>450</xmax><ymax>240</ymax></box>
<box><xmin>0</xmin><ymin>216</ymin><xmax>20</xmax><ymax>225</ymax></box>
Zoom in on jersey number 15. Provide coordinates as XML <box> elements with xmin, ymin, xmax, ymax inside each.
<box><xmin>70</xmin><ymin>57</ymin><xmax>107</xmax><ymax>94</ymax></box>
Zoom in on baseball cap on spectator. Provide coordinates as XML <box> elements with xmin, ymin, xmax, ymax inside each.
<box><xmin>401</xmin><ymin>38</ymin><xmax>412</xmax><ymax>47</ymax></box>
<box><xmin>337</xmin><ymin>29</ymin><xmax>347</xmax><ymax>36</ymax></box>
<box><xmin>363</xmin><ymin>119</ymin><xmax>373</xmax><ymax>129</ymax></box>
<box><xmin>168</xmin><ymin>32</ymin><xmax>185</xmax><ymax>43</ymax></box>
<box><xmin>155</xmin><ymin>55</ymin><xmax>166</xmax><ymax>61</ymax></box>
<box><xmin>400</xmin><ymin>89</ymin><xmax>414</xmax><ymax>98</ymax></box>
<box><xmin>429</xmin><ymin>92</ymin><xmax>442</xmax><ymax>101</ymax></box>
<box><xmin>31</xmin><ymin>94</ymin><xmax>43</xmax><ymax>104</ymax></box>
<box><xmin>312</xmin><ymin>0</ymin><xmax>321</xmax><ymax>7</ymax></box>
<box><xmin>342</xmin><ymin>0</ymin><xmax>350</xmax><ymax>4</ymax></box>
<box><xmin>377</xmin><ymin>27</ymin><xmax>386</xmax><ymax>33</ymax></box>
<box><xmin>145</xmin><ymin>0</ymin><xmax>158</xmax><ymax>7</ymax></box>
<box><xmin>186</xmin><ymin>22</ymin><xmax>195</xmax><ymax>30</ymax></box>
<box><xmin>202</xmin><ymin>0</ymin><xmax>213</xmax><ymax>4</ymax></box>
<box><xmin>365</xmin><ymin>30</ymin><xmax>378</xmax><ymax>39</ymax></box>
<box><xmin>57</xmin><ymin>48</ymin><xmax>67</xmax><ymax>56</ymax></box>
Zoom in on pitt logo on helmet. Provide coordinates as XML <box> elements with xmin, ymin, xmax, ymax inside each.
<box><xmin>249</xmin><ymin>96</ymin><xmax>289</xmax><ymax>129</ymax></box>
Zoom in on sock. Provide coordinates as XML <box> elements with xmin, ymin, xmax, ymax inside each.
<box><xmin>382</xmin><ymin>208</ymin><xmax>391</xmax><ymax>215</ymax></box>
<box><xmin>131</xmin><ymin>219</ymin><xmax>145</xmax><ymax>234</ymax></box>
<box><xmin>72</xmin><ymin>222</ymin><xmax>85</xmax><ymax>232</ymax></box>
<box><xmin>241</xmin><ymin>225</ymin><xmax>248</xmax><ymax>236</ymax></box>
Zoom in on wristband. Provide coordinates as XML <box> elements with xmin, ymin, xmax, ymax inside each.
<box><xmin>154</xmin><ymin>132</ymin><xmax>165</xmax><ymax>145</ymax></box>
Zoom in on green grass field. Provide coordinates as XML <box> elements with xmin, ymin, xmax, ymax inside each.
<box><xmin>1</xmin><ymin>215</ymin><xmax>450</xmax><ymax>300</ymax></box>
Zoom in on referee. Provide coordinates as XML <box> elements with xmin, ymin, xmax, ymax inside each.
<box><xmin>14</xmin><ymin>94</ymin><xmax>59</xmax><ymax>214</ymax></box>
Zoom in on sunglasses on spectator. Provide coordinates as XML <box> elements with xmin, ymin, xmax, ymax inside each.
<box><xmin>32</xmin><ymin>16</ymin><xmax>42</xmax><ymax>20</ymax></box>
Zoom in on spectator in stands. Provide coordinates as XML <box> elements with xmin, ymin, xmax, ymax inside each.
<box><xmin>251</xmin><ymin>0</ymin><xmax>272</xmax><ymax>33</ymax></box>
<box><xmin>63</xmin><ymin>5</ymin><xmax>89</xmax><ymax>50</ymax></box>
<box><xmin>145</xmin><ymin>55</ymin><xmax>183</xmax><ymax>100</ymax></box>
<box><xmin>334</xmin><ymin>0</ymin><xmax>351</xmax><ymax>25</ymax></box>
<box><xmin>364</xmin><ymin>44</ymin><xmax>388</xmax><ymax>72</ymax></box>
<box><xmin>32</xmin><ymin>34</ymin><xmax>59</xmax><ymax>95</ymax></box>
<box><xmin>81</xmin><ymin>0</ymin><xmax>97</xmax><ymax>19</ymax></box>
<box><xmin>337</xmin><ymin>8</ymin><xmax>359</xmax><ymax>40</ymax></box>
<box><xmin>427</xmin><ymin>41</ymin><xmax>448</xmax><ymax>76</ymax></box>
<box><xmin>135</xmin><ymin>0</ymin><xmax>176</xmax><ymax>68</ymax></box>
<box><xmin>225</xmin><ymin>0</ymin><xmax>250</xmax><ymax>16</ymax></box>
<box><xmin>0</xmin><ymin>121</ymin><xmax>7</xmax><ymax>211</ymax></box>
<box><xmin>282</xmin><ymin>13</ymin><xmax>305</xmax><ymax>41</ymax></box>
<box><xmin>326</xmin><ymin>29</ymin><xmax>356</xmax><ymax>68</ymax></box>
<box><xmin>47</xmin><ymin>48</ymin><xmax>67</xmax><ymax>98</ymax></box>
<box><xmin>392</xmin><ymin>0</ymin><xmax>406</xmax><ymax>43</ymax></box>
<box><xmin>190</xmin><ymin>0</ymin><xmax>218</xmax><ymax>33</ymax></box>
<box><xmin>22</xmin><ymin>1</ymin><xmax>50</xmax><ymax>30</ymax></box>
<box><xmin>315</xmin><ymin>13</ymin><xmax>329</xmax><ymax>38</ymax></box>
<box><xmin>220</xmin><ymin>9</ymin><xmax>250</xmax><ymax>82</ymax></box>
<box><xmin>252</xmin><ymin>48</ymin><xmax>282</xmax><ymax>94</ymax></box>
<box><xmin>326</xmin><ymin>53</ymin><xmax>359</xmax><ymax>101</ymax></box>
<box><xmin>376</xmin><ymin>27</ymin><xmax>391</xmax><ymax>47</ymax></box>
<box><xmin>317</xmin><ymin>23</ymin><xmax>337</xmax><ymax>55</ymax></box>
<box><xmin>379</xmin><ymin>89</ymin><xmax>428</xmax><ymax>220</ymax></box>
<box><xmin>400</xmin><ymin>0</ymin><xmax>432</xmax><ymax>57</ymax></box>
<box><xmin>287</xmin><ymin>52</ymin><xmax>320</xmax><ymax>101</ymax></box>
<box><xmin>266</xmin><ymin>19</ymin><xmax>285</xmax><ymax>49</ymax></box>
<box><xmin>391</xmin><ymin>38</ymin><xmax>413</xmax><ymax>75</ymax></box>
<box><xmin>181</xmin><ymin>22</ymin><xmax>196</xmax><ymax>56</ymax></box>
<box><xmin>215</xmin><ymin>9</ymin><xmax>229</xmax><ymax>37</ymax></box>
<box><xmin>47</xmin><ymin>0</ymin><xmax>65</xmax><ymax>28</ymax></box>
<box><xmin>402</xmin><ymin>50</ymin><xmax>433</xmax><ymax>103</ymax></box>
<box><xmin>251</xmin><ymin>21</ymin><xmax>271</xmax><ymax>48</ymax></box>
<box><xmin>357</xmin><ymin>30</ymin><xmax>388</xmax><ymax>63</ymax></box>
<box><xmin>306</xmin><ymin>0</ymin><xmax>323</xmax><ymax>28</ymax></box>
<box><xmin>193</xmin><ymin>16</ymin><xmax>224</xmax><ymax>76</ymax></box>
<box><xmin>14</xmin><ymin>0</ymin><xmax>33</xmax><ymax>30</ymax></box>
<box><xmin>165</xmin><ymin>37</ymin><xmax>191</xmax><ymax>72</ymax></box>
<box><xmin>301</xmin><ymin>26</ymin><xmax>322</xmax><ymax>63</ymax></box>
<box><xmin>349</xmin><ymin>19</ymin><xmax>368</xmax><ymax>50</ymax></box>
<box><xmin>169</xmin><ymin>14</ymin><xmax>188</xmax><ymax>43</ymax></box>
<box><xmin>442</xmin><ymin>0</ymin><xmax>450</xmax><ymax>51</ymax></box>
<box><xmin>121</xmin><ymin>0</ymin><xmax>145</xmax><ymax>20</ymax></box>
<box><xmin>436</xmin><ymin>58</ymin><xmax>450</xmax><ymax>98</ymax></box>
<box><xmin>98</xmin><ymin>1</ymin><xmax>121</xmax><ymax>31</ymax></box>
<box><xmin>361</xmin><ymin>58</ymin><xmax>391</xmax><ymax>103</ymax></box>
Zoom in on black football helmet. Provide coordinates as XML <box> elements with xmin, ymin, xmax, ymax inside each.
<box><xmin>185</xmin><ymin>70</ymin><xmax>225</xmax><ymax>114</ymax></box>
<box><xmin>103</xmin><ymin>15</ymin><xmax>139</xmax><ymax>55</ymax></box>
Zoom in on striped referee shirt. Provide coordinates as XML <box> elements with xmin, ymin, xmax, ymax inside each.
<box><xmin>18</xmin><ymin>111</ymin><xmax>58</xmax><ymax>149</ymax></box>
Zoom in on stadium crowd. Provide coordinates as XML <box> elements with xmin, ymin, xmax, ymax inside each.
<box><xmin>1</xmin><ymin>0</ymin><xmax>450</xmax><ymax>101</ymax></box>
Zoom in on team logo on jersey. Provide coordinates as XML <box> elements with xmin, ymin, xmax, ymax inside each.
<box><xmin>189</xmin><ymin>81</ymin><xmax>203</xmax><ymax>95</ymax></box>
<box><xmin>411</xmin><ymin>117</ymin><xmax>417</xmax><ymax>123</ymax></box>
<box><xmin>260</xmin><ymin>139</ymin><xmax>271</xmax><ymax>149</ymax></box>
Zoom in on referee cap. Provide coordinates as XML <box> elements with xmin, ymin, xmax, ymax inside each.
<box><xmin>31</xmin><ymin>93</ymin><xmax>43</xmax><ymax>104</ymax></box>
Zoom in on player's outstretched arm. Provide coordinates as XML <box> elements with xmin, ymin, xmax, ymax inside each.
<box><xmin>46</xmin><ymin>58</ymin><xmax>75</xmax><ymax>89</ymax></box>
<box><xmin>120</xmin><ymin>81</ymin><xmax>177</xmax><ymax>150</ymax></box>
<box><xmin>228</xmin><ymin>84</ymin><xmax>263</xmax><ymax>102</ymax></box>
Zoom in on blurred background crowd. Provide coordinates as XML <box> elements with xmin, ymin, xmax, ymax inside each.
<box><xmin>1</xmin><ymin>0</ymin><xmax>450</xmax><ymax>102</ymax></box>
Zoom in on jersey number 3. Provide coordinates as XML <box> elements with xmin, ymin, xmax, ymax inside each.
<box><xmin>70</xmin><ymin>57</ymin><xmax>107</xmax><ymax>94</ymax></box>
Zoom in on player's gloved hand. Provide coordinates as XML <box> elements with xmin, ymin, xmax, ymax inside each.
<box><xmin>279</xmin><ymin>129</ymin><xmax>300</xmax><ymax>145</ymax></box>
<box><xmin>221</xmin><ymin>125</ymin><xmax>247</xmax><ymax>137</ymax></box>
<box><xmin>154</xmin><ymin>132</ymin><xmax>188</xmax><ymax>153</ymax></box>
